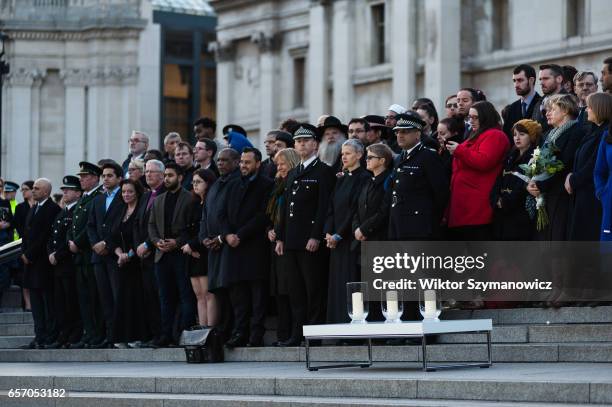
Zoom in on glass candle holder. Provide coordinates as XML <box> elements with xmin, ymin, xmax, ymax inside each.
<box><xmin>419</xmin><ymin>289</ymin><xmax>442</xmax><ymax>321</ymax></box>
<box><xmin>347</xmin><ymin>282</ymin><xmax>368</xmax><ymax>323</ymax></box>
<box><xmin>381</xmin><ymin>287</ymin><xmax>403</xmax><ymax>323</ymax></box>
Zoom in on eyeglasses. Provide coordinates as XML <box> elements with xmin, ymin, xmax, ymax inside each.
<box><xmin>446</xmin><ymin>103</ymin><xmax>458</xmax><ymax>109</ymax></box>
<box><xmin>366</xmin><ymin>155</ymin><xmax>382</xmax><ymax>161</ymax></box>
<box><xmin>192</xmin><ymin>180</ymin><xmax>204</xmax><ymax>185</ymax></box>
<box><xmin>468</xmin><ymin>115</ymin><xmax>479</xmax><ymax>121</ymax></box>
<box><xmin>384</xmin><ymin>115</ymin><xmax>396</xmax><ymax>120</ymax></box>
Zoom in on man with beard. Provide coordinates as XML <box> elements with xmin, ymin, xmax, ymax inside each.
<box><xmin>148</xmin><ymin>162</ymin><xmax>195</xmax><ymax>347</ymax></box>
<box><xmin>275</xmin><ymin>123</ymin><xmax>334</xmax><ymax>346</ymax></box>
<box><xmin>502</xmin><ymin>64</ymin><xmax>542</xmax><ymax>141</ymax></box>
<box><xmin>534</xmin><ymin>64</ymin><xmax>567</xmax><ymax>132</ymax></box>
<box><xmin>601</xmin><ymin>57</ymin><xmax>612</xmax><ymax>94</ymax></box>
<box><xmin>347</xmin><ymin>118</ymin><xmax>370</xmax><ymax>146</ymax></box>
<box><xmin>199</xmin><ymin>148</ymin><xmax>241</xmax><ymax>341</ymax></box>
<box><xmin>220</xmin><ymin>147</ymin><xmax>274</xmax><ymax>348</ymax></box>
<box><xmin>385</xmin><ymin>104</ymin><xmax>407</xmax><ymax>128</ymax></box>
<box><xmin>260</xmin><ymin>130</ymin><xmax>279</xmax><ymax>179</ymax></box>
<box><xmin>317</xmin><ymin>116</ymin><xmax>347</xmax><ymax>173</ymax></box>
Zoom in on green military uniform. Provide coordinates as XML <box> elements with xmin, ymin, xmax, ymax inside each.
<box><xmin>66</xmin><ymin>162</ymin><xmax>104</xmax><ymax>347</ymax></box>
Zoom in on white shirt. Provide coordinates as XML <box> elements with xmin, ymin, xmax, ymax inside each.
<box><xmin>301</xmin><ymin>154</ymin><xmax>317</xmax><ymax>169</ymax></box>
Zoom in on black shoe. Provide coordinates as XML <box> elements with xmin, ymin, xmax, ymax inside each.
<box><xmin>44</xmin><ymin>341</ymin><xmax>64</xmax><ymax>349</ymax></box>
<box><xmin>19</xmin><ymin>340</ymin><xmax>38</xmax><ymax>350</ymax></box>
<box><xmin>145</xmin><ymin>336</ymin><xmax>172</xmax><ymax>348</ymax></box>
<box><xmin>278</xmin><ymin>338</ymin><xmax>302</xmax><ymax>347</ymax></box>
<box><xmin>246</xmin><ymin>338</ymin><xmax>264</xmax><ymax>347</ymax></box>
<box><xmin>90</xmin><ymin>339</ymin><xmax>111</xmax><ymax>349</ymax></box>
<box><xmin>69</xmin><ymin>340</ymin><xmax>87</xmax><ymax>349</ymax></box>
<box><xmin>225</xmin><ymin>334</ymin><xmax>248</xmax><ymax>349</ymax></box>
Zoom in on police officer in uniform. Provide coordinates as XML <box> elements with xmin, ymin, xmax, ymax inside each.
<box><xmin>46</xmin><ymin>176</ymin><xmax>83</xmax><ymax>348</ymax></box>
<box><xmin>275</xmin><ymin>123</ymin><xmax>335</xmax><ymax>346</ymax></box>
<box><xmin>386</xmin><ymin>114</ymin><xmax>450</xmax><ymax>241</ymax></box>
<box><xmin>66</xmin><ymin>162</ymin><xmax>105</xmax><ymax>348</ymax></box>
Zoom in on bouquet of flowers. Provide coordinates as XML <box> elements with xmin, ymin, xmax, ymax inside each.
<box><xmin>513</xmin><ymin>146</ymin><xmax>564</xmax><ymax>231</ymax></box>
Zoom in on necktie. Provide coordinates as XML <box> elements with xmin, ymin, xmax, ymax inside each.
<box><xmin>34</xmin><ymin>204</ymin><xmax>40</xmax><ymax>215</ymax></box>
<box><xmin>146</xmin><ymin>189</ymin><xmax>158</xmax><ymax>211</ymax></box>
<box><xmin>521</xmin><ymin>102</ymin><xmax>528</xmax><ymax>118</ymax></box>
<box><xmin>298</xmin><ymin>164</ymin><xmax>304</xmax><ymax>174</ymax></box>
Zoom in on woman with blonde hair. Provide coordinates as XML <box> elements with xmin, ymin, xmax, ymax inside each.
<box><xmin>266</xmin><ymin>147</ymin><xmax>299</xmax><ymax>346</ymax></box>
<box><xmin>527</xmin><ymin>93</ymin><xmax>586</xmax><ymax>240</ymax></box>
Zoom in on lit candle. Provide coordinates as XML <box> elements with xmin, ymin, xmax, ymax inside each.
<box><xmin>386</xmin><ymin>291</ymin><xmax>398</xmax><ymax>320</ymax></box>
<box><xmin>424</xmin><ymin>290</ymin><xmax>437</xmax><ymax>318</ymax></box>
<box><xmin>352</xmin><ymin>292</ymin><xmax>364</xmax><ymax>320</ymax></box>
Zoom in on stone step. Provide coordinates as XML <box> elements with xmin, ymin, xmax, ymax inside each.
<box><xmin>0</xmin><ymin>362</ymin><xmax>610</xmax><ymax>405</ymax></box>
<box><xmin>0</xmin><ymin>323</ymin><xmax>33</xmax><ymax>336</ymax></box>
<box><xmin>444</xmin><ymin>306</ymin><xmax>612</xmax><ymax>325</ymax></box>
<box><xmin>2</xmin><ymin>323</ymin><xmax>611</xmax><ymax>347</ymax></box>
<box><xmin>0</xmin><ymin>391</ymin><xmax>598</xmax><ymax>407</ymax></box>
<box><xmin>1</xmin><ymin>342</ymin><xmax>611</xmax><ymax>363</ymax></box>
<box><xmin>0</xmin><ymin>312</ymin><xmax>32</xmax><ymax>324</ymax></box>
<box><xmin>0</xmin><ymin>336</ymin><xmax>31</xmax><ymax>349</ymax></box>
<box><xmin>0</xmin><ymin>285</ymin><xmax>22</xmax><ymax>310</ymax></box>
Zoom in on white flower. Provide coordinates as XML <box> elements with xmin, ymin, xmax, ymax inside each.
<box><xmin>533</xmin><ymin>148</ymin><xmax>541</xmax><ymax>159</ymax></box>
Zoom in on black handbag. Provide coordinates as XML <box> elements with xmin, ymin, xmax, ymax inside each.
<box><xmin>179</xmin><ymin>325</ymin><xmax>224</xmax><ymax>363</ymax></box>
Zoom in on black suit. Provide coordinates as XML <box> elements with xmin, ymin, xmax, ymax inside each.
<box><xmin>275</xmin><ymin>157</ymin><xmax>335</xmax><ymax>342</ymax></box>
<box><xmin>22</xmin><ymin>199</ymin><xmax>61</xmax><ymax>345</ymax></box>
<box><xmin>132</xmin><ymin>188</ymin><xmax>163</xmax><ymax>340</ymax></box>
<box><xmin>87</xmin><ymin>188</ymin><xmax>126</xmax><ymax>342</ymax></box>
<box><xmin>502</xmin><ymin>92</ymin><xmax>542</xmax><ymax>141</ymax></box>
<box><xmin>47</xmin><ymin>204</ymin><xmax>82</xmax><ymax>345</ymax></box>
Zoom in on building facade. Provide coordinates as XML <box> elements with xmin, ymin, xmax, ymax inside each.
<box><xmin>0</xmin><ymin>0</ymin><xmax>216</xmax><ymax>187</ymax></box>
<box><xmin>210</xmin><ymin>0</ymin><xmax>612</xmax><ymax>148</ymax></box>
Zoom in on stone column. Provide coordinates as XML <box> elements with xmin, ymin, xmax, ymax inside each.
<box><xmin>391</xmin><ymin>0</ymin><xmax>417</xmax><ymax>108</ymax></box>
<box><xmin>331</xmin><ymin>0</ymin><xmax>354</xmax><ymax>121</ymax></box>
<box><xmin>211</xmin><ymin>40</ymin><xmax>235</xmax><ymax>139</ymax></box>
<box><xmin>252</xmin><ymin>31</ymin><xmax>280</xmax><ymax>143</ymax></box>
<box><xmin>5</xmin><ymin>68</ymin><xmax>44</xmax><ymax>183</ymax></box>
<box><xmin>424</xmin><ymin>0</ymin><xmax>461</xmax><ymax>112</ymax></box>
<box><xmin>307</xmin><ymin>0</ymin><xmax>329</xmax><ymax>124</ymax></box>
<box><xmin>61</xmin><ymin>68</ymin><xmax>88</xmax><ymax>172</ymax></box>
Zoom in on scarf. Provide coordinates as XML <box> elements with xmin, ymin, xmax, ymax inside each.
<box><xmin>544</xmin><ymin>119</ymin><xmax>577</xmax><ymax>148</ymax></box>
<box><xmin>266</xmin><ymin>178</ymin><xmax>286</xmax><ymax>225</ymax></box>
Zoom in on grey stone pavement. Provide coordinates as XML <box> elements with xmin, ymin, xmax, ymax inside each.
<box><xmin>0</xmin><ymin>361</ymin><xmax>611</xmax><ymax>382</ymax></box>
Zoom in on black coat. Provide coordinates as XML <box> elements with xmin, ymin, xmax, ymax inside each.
<box><xmin>502</xmin><ymin>93</ymin><xmax>542</xmax><ymax>141</ymax></box>
<box><xmin>199</xmin><ymin>168</ymin><xmax>240</xmax><ymax>291</ymax></box>
<box><xmin>87</xmin><ymin>189</ymin><xmax>126</xmax><ymax>263</ymax></box>
<box><xmin>490</xmin><ymin>147</ymin><xmax>535</xmax><ymax>240</ymax></box>
<box><xmin>47</xmin><ymin>204</ymin><xmax>77</xmax><ymax>276</ymax></box>
<box><xmin>219</xmin><ymin>172</ymin><xmax>274</xmax><ymax>284</ymax></box>
<box><xmin>352</xmin><ymin>168</ymin><xmax>392</xmax><ymax>248</ymax></box>
<box><xmin>567</xmin><ymin>121</ymin><xmax>608</xmax><ymax>240</ymax></box>
<box><xmin>22</xmin><ymin>199</ymin><xmax>61</xmax><ymax>289</ymax></box>
<box><xmin>260</xmin><ymin>158</ymin><xmax>277</xmax><ymax>179</ymax></box>
<box><xmin>535</xmin><ymin>121</ymin><xmax>585</xmax><ymax>240</ymax></box>
<box><xmin>385</xmin><ymin>144</ymin><xmax>449</xmax><ymax>240</ymax></box>
<box><xmin>324</xmin><ymin>167</ymin><xmax>370</xmax><ymax>324</ymax></box>
<box><xmin>276</xmin><ymin>158</ymin><xmax>335</xmax><ymax>250</ymax></box>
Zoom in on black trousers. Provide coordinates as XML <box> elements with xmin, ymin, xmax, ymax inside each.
<box><xmin>141</xmin><ymin>257</ymin><xmax>161</xmax><ymax>340</ymax></box>
<box><xmin>53</xmin><ymin>269</ymin><xmax>82</xmax><ymax>344</ymax></box>
<box><xmin>229</xmin><ymin>280</ymin><xmax>267</xmax><ymax>342</ymax></box>
<box><xmin>30</xmin><ymin>283</ymin><xmax>57</xmax><ymax>344</ymax></box>
<box><xmin>93</xmin><ymin>258</ymin><xmax>120</xmax><ymax>341</ymax></box>
<box><xmin>75</xmin><ymin>262</ymin><xmax>104</xmax><ymax>343</ymax></box>
<box><xmin>275</xmin><ymin>294</ymin><xmax>292</xmax><ymax>342</ymax></box>
<box><xmin>283</xmin><ymin>249</ymin><xmax>328</xmax><ymax>341</ymax></box>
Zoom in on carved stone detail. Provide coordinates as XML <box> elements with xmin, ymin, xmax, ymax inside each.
<box><xmin>250</xmin><ymin>31</ymin><xmax>280</xmax><ymax>53</ymax></box>
<box><xmin>209</xmin><ymin>40</ymin><xmax>235</xmax><ymax>63</ymax></box>
<box><xmin>6</xmin><ymin>67</ymin><xmax>45</xmax><ymax>86</ymax></box>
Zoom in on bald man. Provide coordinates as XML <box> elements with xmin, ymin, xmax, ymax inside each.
<box><xmin>20</xmin><ymin>178</ymin><xmax>61</xmax><ymax>349</ymax></box>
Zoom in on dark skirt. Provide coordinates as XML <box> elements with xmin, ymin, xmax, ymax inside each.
<box><xmin>112</xmin><ymin>260</ymin><xmax>149</xmax><ymax>343</ymax></box>
<box><xmin>186</xmin><ymin>252</ymin><xmax>207</xmax><ymax>278</ymax></box>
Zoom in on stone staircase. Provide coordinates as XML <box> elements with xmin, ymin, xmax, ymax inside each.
<box><xmin>1</xmin><ymin>305</ymin><xmax>611</xmax><ymax>405</ymax></box>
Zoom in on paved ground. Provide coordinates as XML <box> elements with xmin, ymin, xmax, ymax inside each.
<box><xmin>0</xmin><ymin>361</ymin><xmax>611</xmax><ymax>382</ymax></box>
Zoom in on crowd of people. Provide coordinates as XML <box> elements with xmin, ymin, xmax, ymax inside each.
<box><xmin>0</xmin><ymin>57</ymin><xmax>611</xmax><ymax>350</ymax></box>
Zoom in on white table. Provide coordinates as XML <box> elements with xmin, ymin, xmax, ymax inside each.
<box><xmin>302</xmin><ymin>319</ymin><xmax>493</xmax><ymax>372</ymax></box>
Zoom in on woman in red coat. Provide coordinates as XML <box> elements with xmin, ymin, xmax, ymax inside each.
<box><xmin>446</xmin><ymin>101</ymin><xmax>510</xmax><ymax>240</ymax></box>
